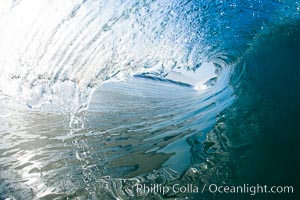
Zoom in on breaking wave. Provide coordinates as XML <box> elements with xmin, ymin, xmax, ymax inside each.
<box><xmin>0</xmin><ymin>0</ymin><xmax>300</xmax><ymax>199</ymax></box>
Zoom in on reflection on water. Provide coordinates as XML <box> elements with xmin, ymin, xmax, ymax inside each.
<box><xmin>0</xmin><ymin>72</ymin><xmax>233</xmax><ymax>199</ymax></box>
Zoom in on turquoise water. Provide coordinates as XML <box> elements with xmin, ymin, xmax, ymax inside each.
<box><xmin>1</xmin><ymin>0</ymin><xmax>300</xmax><ymax>199</ymax></box>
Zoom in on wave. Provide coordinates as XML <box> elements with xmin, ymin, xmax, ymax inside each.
<box><xmin>1</xmin><ymin>0</ymin><xmax>300</xmax><ymax>199</ymax></box>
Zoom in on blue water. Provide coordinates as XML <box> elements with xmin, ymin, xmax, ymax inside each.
<box><xmin>0</xmin><ymin>0</ymin><xmax>300</xmax><ymax>199</ymax></box>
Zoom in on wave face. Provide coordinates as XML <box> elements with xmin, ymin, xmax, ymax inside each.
<box><xmin>0</xmin><ymin>73</ymin><xmax>234</xmax><ymax>199</ymax></box>
<box><xmin>1</xmin><ymin>0</ymin><xmax>300</xmax><ymax>199</ymax></box>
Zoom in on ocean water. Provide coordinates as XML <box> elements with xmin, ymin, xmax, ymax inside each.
<box><xmin>0</xmin><ymin>0</ymin><xmax>300</xmax><ymax>199</ymax></box>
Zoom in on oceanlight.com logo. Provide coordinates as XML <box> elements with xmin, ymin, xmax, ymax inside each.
<box><xmin>207</xmin><ymin>184</ymin><xmax>294</xmax><ymax>196</ymax></box>
<box><xmin>134</xmin><ymin>183</ymin><xmax>294</xmax><ymax>196</ymax></box>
